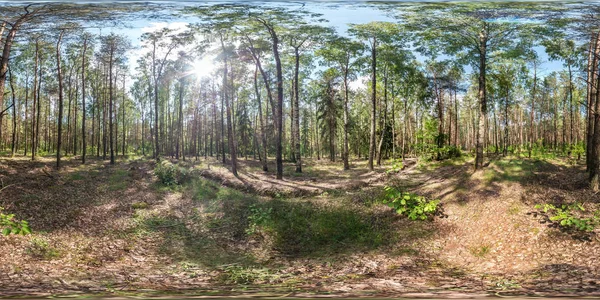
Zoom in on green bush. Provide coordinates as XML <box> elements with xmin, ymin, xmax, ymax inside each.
<box><xmin>439</xmin><ymin>145</ymin><xmax>461</xmax><ymax>160</ymax></box>
<box><xmin>26</xmin><ymin>237</ymin><xmax>61</xmax><ymax>259</ymax></box>
<box><xmin>246</xmin><ymin>204</ymin><xmax>272</xmax><ymax>235</ymax></box>
<box><xmin>154</xmin><ymin>161</ymin><xmax>191</xmax><ymax>186</ymax></box>
<box><xmin>381</xmin><ymin>186</ymin><xmax>440</xmax><ymax>220</ymax></box>
<box><xmin>0</xmin><ymin>207</ymin><xmax>31</xmax><ymax>236</ymax></box>
<box><xmin>535</xmin><ymin>203</ymin><xmax>598</xmax><ymax>232</ymax></box>
<box><xmin>386</xmin><ymin>159</ymin><xmax>404</xmax><ymax>174</ymax></box>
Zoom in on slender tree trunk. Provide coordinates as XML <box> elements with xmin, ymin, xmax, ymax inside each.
<box><xmin>475</xmin><ymin>27</ymin><xmax>487</xmax><ymax>170</ymax></box>
<box><xmin>342</xmin><ymin>57</ymin><xmax>350</xmax><ymax>170</ymax></box>
<box><xmin>56</xmin><ymin>31</ymin><xmax>65</xmax><ymax>169</ymax></box>
<box><xmin>109</xmin><ymin>43</ymin><xmax>115</xmax><ymax>165</ymax></box>
<box><xmin>254</xmin><ymin>65</ymin><xmax>268</xmax><ymax>172</ymax></box>
<box><xmin>9</xmin><ymin>67</ymin><xmax>16</xmax><ymax>157</ymax></box>
<box><xmin>31</xmin><ymin>40</ymin><xmax>39</xmax><ymax>161</ymax></box>
<box><xmin>529</xmin><ymin>60</ymin><xmax>537</xmax><ymax>158</ymax></box>
<box><xmin>293</xmin><ymin>47</ymin><xmax>302</xmax><ymax>173</ymax></box>
<box><xmin>368</xmin><ymin>36</ymin><xmax>377</xmax><ymax>171</ymax></box>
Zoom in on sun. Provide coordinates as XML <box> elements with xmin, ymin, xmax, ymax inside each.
<box><xmin>192</xmin><ymin>55</ymin><xmax>217</xmax><ymax>79</ymax></box>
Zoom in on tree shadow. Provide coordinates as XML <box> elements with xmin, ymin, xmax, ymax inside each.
<box><xmin>519</xmin><ymin>263</ymin><xmax>600</xmax><ymax>295</ymax></box>
<box><xmin>134</xmin><ymin>179</ymin><xmax>442</xmax><ymax>267</ymax></box>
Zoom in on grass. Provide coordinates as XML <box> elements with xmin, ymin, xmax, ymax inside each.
<box><xmin>26</xmin><ymin>236</ymin><xmax>62</xmax><ymax>260</ymax></box>
<box><xmin>108</xmin><ymin>169</ymin><xmax>129</xmax><ymax>191</ymax></box>
<box><xmin>469</xmin><ymin>244</ymin><xmax>491</xmax><ymax>258</ymax></box>
<box><xmin>482</xmin><ymin>158</ymin><xmax>547</xmax><ymax>183</ymax></box>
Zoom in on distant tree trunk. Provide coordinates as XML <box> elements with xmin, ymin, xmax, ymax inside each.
<box><xmin>9</xmin><ymin>67</ymin><xmax>16</xmax><ymax>157</ymax></box>
<box><xmin>504</xmin><ymin>89</ymin><xmax>509</xmax><ymax>157</ymax></box>
<box><xmin>219</xmin><ymin>33</ymin><xmax>238</xmax><ymax>176</ymax></box>
<box><xmin>56</xmin><ymin>31</ymin><xmax>65</xmax><ymax>169</ymax></box>
<box><xmin>342</xmin><ymin>54</ymin><xmax>350</xmax><ymax>170</ymax></box>
<box><xmin>529</xmin><ymin>60</ymin><xmax>537</xmax><ymax>158</ymax></box>
<box><xmin>589</xmin><ymin>32</ymin><xmax>600</xmax><ymax>170</ymax></box>
<box><xmin>176</xmin><ymin>79</ymin><xmax>183</xmax><ymax>160</ymax></box>
<box><xmin>122</xmin><ymin>76</ymin><xmax>126</xmax><ymax>156</ymax></box>
<box><xmin>377</xmin><ymin>70</ymin><xmax>388</xmax><ymax>166</ymax></box>
<box><xmin>475</xmin><ymin>27</ymin><xmax>487</xmax><ymax>170</ymax></box>
<box><xmin>254</xmin><ymin>65</ymin><xmax>268</xmax><ymax>172</ymax></box>
<box><xmin>31</xmin><ymin>39</ymin><xmax>39</xmax><ymax>161</ymax></box>
<box><xmin>368</xmin><ymin>36</ymin><xmax>377</xmax><ymax>171</ymax></box>
<box><xmin>152</xmin><ymin>39</ymin><xmax>160</xmax><ymax>160</ymax></box>
<box><xmin>109</xmin><ymin>42</ymin><xmax>115</xmax><ymax>165</ymax></box>
<box><xmin>293</xmin><ymin>47</ymin><xmax>302</xmax><ymax>173</ymax></box>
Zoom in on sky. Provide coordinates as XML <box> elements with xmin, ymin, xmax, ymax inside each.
<box><xmin>80</xmin><ymin>1</ymin><xmax>567</xmax><ymax>91</ymax></box>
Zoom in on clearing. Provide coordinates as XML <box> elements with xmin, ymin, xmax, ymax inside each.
<box><xmin>1</xmin><ymin>154</ymin><xmax>600</xmax><ymax>298</ymax></box>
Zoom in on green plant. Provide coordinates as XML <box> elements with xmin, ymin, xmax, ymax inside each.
<box><xmin>386</xmin><ymin>159</ymin><xmax>404</xmax><ymax>174</ymax></box>
<box><xmin>154</xmin><ymin>161</ymin><xmax>190</xmax><ymax>186</ymax></box>
<box><xmin>26</xmin><ymin>237</ymin><xmax>60</xmax><ymax>259</ymax></box>
<box><xmin>0</xmin><ymin>207</ymin><xmax>31</xmax><ymax>235</ymax></box>
<box><xmin>535</xmin><ymin>203</ymin><xmax>598</xmax><ymax>232</ymax></box>
<box><xmin>246</xmin><ymin>204</ymin><xmax>272</xmax><ymax>235</ymax></box>
<box><xmin>381</xmin><ymin>187</ymin><xmax>440</xmax><ymax>220</ymax></box>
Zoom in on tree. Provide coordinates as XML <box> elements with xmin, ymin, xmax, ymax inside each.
<box><xmin>317</xmin><ymin>36</ymin><xmax>363</xmax><ymax>170</ymax></box>
<box><xmin>349</xmin><ymin>21</ymin><xmax>399</xmax><ymax>171</ymax></box>
<box><xmin>399</xmin><ymin>2</ymin><xmax>543</xmax><ymax>169</ymax></box>
<box><xmin>141</xmin><ymin>27</ymin><xmax>184</xmax><ymax>161</ymax></box>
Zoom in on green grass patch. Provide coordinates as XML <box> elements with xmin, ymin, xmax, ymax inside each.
<box><xmin>108</xmin><ymin>169</ymin><xmax>129</xmax><ymax>191</ymax></box>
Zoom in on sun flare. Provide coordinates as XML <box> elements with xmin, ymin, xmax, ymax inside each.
<box><xmin>192</xmin><ymin>56</ymin><xmax>217</xmax><ymax>79</ymax></box>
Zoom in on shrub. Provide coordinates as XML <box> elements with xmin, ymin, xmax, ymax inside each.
<box><xmin>1</xmin><ymin>207</ymin><xmax>31</xmax><ymax>236</ymax></box>
<box><xmin>381</xmin><ymin>186</ymin><xmax>440</xmax><ymax>220</ymax></box>
<box><xmin>386</xmin><ymin>159</ymin><xmax>404</xmax><ymax>174</ymax></box>
<box><xmin>535</xmin><ymin>203</ymin><xmax>598</xmax><ymax>232</ymax></box>
<box><xmin>246</xmin><ymin>204</ymin><xmax>272</xmax><ymax>235</ymax></box>
<box><xmin>26</xmin><ymin>237</ymin><xmax>60</xmax><ymax>260</ymax></box>
<box><xmin>154</xmin><ymin>161</ymin><xmax>191</xmax><ymax>186</ymax></box>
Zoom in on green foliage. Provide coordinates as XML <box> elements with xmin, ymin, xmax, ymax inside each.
<box><xmin>249</xmin><ymin>200</ymin><xmax>390</xmax><ymax>255</ymax></box>
<box><xmin>246</xmin><ymin>204</ymin><xmax>272</xmax><ymax>235</ymax></box>
<box><xmin>218</xmin><ymin>265</ymin><xmax>275</xmax><ymax>285</ymax></box>
<box><xmin>386</xmin><ymin>159</ymin><xmax>404</xmax><ymax>174</ymax></box>
<box><xmin>0</xmin><ymin>207</ymin><xmax>31</xmax><ymax>236</ymax></box>
<box><xmin>535</xmin><ymin>203</ymin><xmax>599</xmax><ymax>232</ymax></box>
<box><xmin>154</xmin><ymin>161</ymin><xmax>191</xmax><ymax>186</ymax></box>
<box><xmin>26</xmin><ymin>237</ymin><xmax>61</xmax><ymax>260</ymax></box>
<box><xmin>381</xmin><ymin>186</ymin><xmax>440</xmax><ymax>220</ymax></box>
<box><xmin>438</xmin><ymin>145</ymin><xmax>462</xmax><ymax>160</ymax></box>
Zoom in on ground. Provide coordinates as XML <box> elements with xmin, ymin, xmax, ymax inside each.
<box><xmin>1</xmin><ymin>153</ymin><xmax>600</xmax><ymax>298</ymax></box>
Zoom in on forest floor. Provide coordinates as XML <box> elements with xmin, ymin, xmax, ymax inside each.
<box><xmin>1</xmin><ymin>153</ymin><xmax>600</xmax><ymax>298</ymax></box>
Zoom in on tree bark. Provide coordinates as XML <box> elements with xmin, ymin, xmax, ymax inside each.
<box><xmin>368</xmin><ymin>36</ymin><xmax>377</xmax><ymax>171</ymax></box>
<box><xmin>56</xmin><ymin>31</ymin><xmax>65</xmax><ymax>169</ymax></box>
<box><xmin>475</xmin><ymin>27</ymin><xmax>487</xmax><ymax>170</ymax></box>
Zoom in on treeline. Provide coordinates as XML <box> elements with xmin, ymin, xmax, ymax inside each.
<box><xmin>1</xmin><ymin>3</ymin><xmax>600</xmax><ymax>186</ymax></box>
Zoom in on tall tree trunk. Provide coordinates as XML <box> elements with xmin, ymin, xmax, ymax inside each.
<box><xmin>587</xmin><ymin>32</ymin><xmax>600</xmax><ymax>170</ymax></box>
<box><xmin>0</xmin><ymin>11</ymin><xmax>32</xmax><ymax>143</ymax></box>
<box><xmin>368</xmin><ymin>36</ymin><xmax>377</xmax><ymax>171</ymax></box>
<box><xmin>475</xmin><ymin>27</ymin><xmax>487</xmax><ymax>170</ymax></box>
<box><xmin>31</xmin><ymin>40</ymin><xmax>39</xmax><ymax>161</ymax></box>
<box><xmin>9</xmin><ymin>67</ymin><xmax>16</xmax><ymax>157</ymax></box>
<box><xmin>254</xmin><ymin>65</ymin><xmax>268</xmax><ymax>172</ymax></box>
<box><xmin>219</xmin><ymin>33</ymin><xmax>238</xmax><ymax>176</ymax></box>
<box><xmin>293</xmin><ymin>47</ymin><xmax>302</xmax><ymax>173</ymax></box>
<box><xmin>56</xmin><ymin>31</ymin><xmax>65</xmax><ymax>169</ymax></box>
<box><xmin>109</xmin><ymin>43</ymin><xmax>115</xmax><ymax>165</ymax></box>
<box><xmin>529</xmin><ymin>60</ymin><xmax>537</xmax><ymax>158</ymax></box>
<box><xmin>342</xmin><ymin>56</ymin><xmax>350</xmax><ymax>170</ymax></box>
